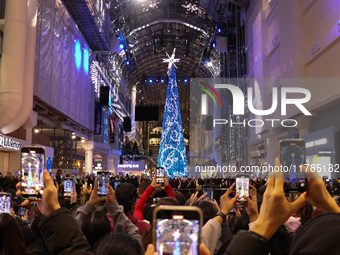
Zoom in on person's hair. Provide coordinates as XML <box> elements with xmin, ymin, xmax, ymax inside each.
<box><xmin>12</xmin><ymin>201</ymin><xmax>19</xmax><ymax>215</ymax></box>
<box><xmin>115</xmin><ymin>183</ymin><xmax>136</xmax><ymax>215</ymax></box>
<box><xmin>174</xmin><ymin>191</ymin><xmax>186</xmax><ymax>205</ymax></box>
<box><xmin>192</xmin><ymin>201</ymin><xmax>218</xmax><ymax>225</ymax></box>
<box><xmin>75</xmin><ymin>183</ymin><xmax>82</xmax><ymax>196</ymax></box>
<box><xmin>138</xmin><ymin>179</ymin><xmax>151</xmax><ymax>195</ymax></box>
<box><xmin>155</xmin><ymin>197</ymin><xmax>179</xmax><ymax>206</ymax></box>
<box><xmin>6</xmin><ymin>181</ymin><xmax>16</xmax><ymax>190</ymax></box>
<box><xmin>0</xmin><ymin>213</ymin><xmax>27</xmax><ymax>255</ymax></box>
<box><xmin>229</xmin><ymin>210</ymin><xmax>250</xmax><ymax>235</ymax></box>
<box><xmin>142</xmin><ymin>227</ymin><xmax>152</xmax><ymax>251</ymax></box>
<box><xmin>145</xmin><ymin>197</ymin><xmax>180</xmax><ymax>224</ymax></box>
<box><xmin>95</xmin><ymin>233</ymin><xmax>144</xmax><ymax>255</ymax></box>
<box><xmin>81</xmin><ymin>211</ymin><xmax>111</xmax><ymax>247</ymax></box>
<box><xmin>58</xmin><ymin>195</ymin><xmax>70</xmax><ymax>209</ymax></box>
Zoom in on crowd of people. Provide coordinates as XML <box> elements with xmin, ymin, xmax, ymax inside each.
<box><xmin>1</xmin><ymin>158</ymin><xmax>340</xmax><ymax>255</ymax></box>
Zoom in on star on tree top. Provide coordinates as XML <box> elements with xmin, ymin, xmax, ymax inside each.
<box><xmin>163</xmin><ymin>48</ymin><xmax>180</xmax><ymax>72</ymax></box>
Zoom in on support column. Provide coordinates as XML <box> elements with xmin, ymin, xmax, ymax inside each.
<box><xmin>22</xmin><ymin>111</ymin><xmax>37</xmax><ymax>144</ymax></box>
<box><xmin>127</xmin><ymin>85</ymin><xmax>137</xmax><ymax>140</ymax></box>
<box><xmin>296</xmin><ymin>116</ymin><xmax>312</xmax><ymax>137</ymax></box>
<box><xmin>101</xmin><ymin>153</ymin><xmax>108</xmax><ymax>171</ymax></box>
<box><xmin>114</xmin><ymin>156</ymin><xmax>119</xmax><ymax>175</ymax></box>
<box><xmin>108</xmin><ymin>158</ymin><xmax>114</xmax><ymax>172</ymax></box>
<box><xmin>84</xmin><ymin>141</ymin><xmax>94</xmax><ymax>173</ymax></box>
<box><xmin>131</xmin><ymin>85</ymin><xmax>136</xmax><ymax>133</ymax></box>
<box><xmin>85</xmin><ymin>149</ymin><xmax>93</xmax><ymax>173</ymax></box>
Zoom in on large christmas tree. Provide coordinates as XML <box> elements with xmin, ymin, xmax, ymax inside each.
<box><xmin>157</xmin><ymin>62</ymin><xmax>188</xmax><ymax>177</ymax></box>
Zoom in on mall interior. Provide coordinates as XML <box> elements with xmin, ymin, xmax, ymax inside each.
<box><xmin>1</xmin><ymin>0</ymin><xmax>340</xmax><ymax>178</ymax></box>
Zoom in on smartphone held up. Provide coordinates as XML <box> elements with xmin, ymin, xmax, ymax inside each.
<box><xmin>97</xmin><ymin>172</ymin><xmax>110</xmax><ymax>196</ymax></box>
<box><xmin>235</xmin><ymin>174</ymin><xmax>249</xmax><ymax>203</ymax></box>
<box><xmin>280</xmin><ymin>139</ymin><xmax>306</xmax><ymax>192</ymax></box>
<box><xmin>0</xmin><ymin>192</ymin><xmax>11</xmax><ymax>214</ymax></box>
<box><xmin>202</xmin><ymin>185</ymin><xmax>214</xmax><ymax>201</ymax></box>
<box><xmin>156</xmin><ymin>167</ymin><xmax>165</xmax><ymax>185</ymax></box>
<box><xmin>64</xmin><ymin>177</ymin><xmax>74</xmax><ymax>197</ymax></box>
<box><xmin>20</xmin><ymin>146</ymin><xmax>46</xmax><ymax>200</ymax></box>
<box><xmin>153</xmin><ymin>206</ymin><xmax>202</xmax><ymax>255</ymax></box>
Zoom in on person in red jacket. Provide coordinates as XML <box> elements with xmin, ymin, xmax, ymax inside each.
<box><xmin>133</xmin><ymin>173</ymin><xmax>176</xmax><ymax>221</ymax></box>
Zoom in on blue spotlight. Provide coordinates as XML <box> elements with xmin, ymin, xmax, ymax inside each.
<box><xmin>149</xmin><ymin>79</ymin><xmax>153</xmax><ymax>83</ymax></box>
<box><xmin>161</xmin><ymin>79</ymin><xmax>165</xmax><ymax>83</ymax></box>
<box><xmin>75</xmin><ymin>40</ymin><xmax>82</xmax><ymax>69</ymax></box>
<box><xmin>126</xmin><ymin>61</ymin><xmax>130</xmax><ymax>65</ymax></box>
<box><xmin>212</xmin><ymin>42</ymin><xmax>216</xmax><ymax>48</ymax></box>
<box><xmin>119</xmin><ymin>43</ymin><xmax>125</xmax><ymax>50</ymax></box>
<box><xmin>218</xmin><ymin>28</ymin><xmax>221</xmax><ymax>33</ymax></box>
<box><xmin>184</xmin><ymin>78</ymin><xmax>188</xmax><ymax>83</ymax></box>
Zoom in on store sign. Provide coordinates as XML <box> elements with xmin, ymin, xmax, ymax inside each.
<box><xmin>318</xmin><ymin>149</ymin><xmax>332</xmax><ymax>156</ymax></box>
<box><xmin>306</xmin><ymin>138</ymin><xmax>328</xmax><ymax>148</ymax></box>
<box><xmin>94</xmin><ymin>102</ymin><xmax>102</xmax><ymax>135</ymax></box>
<box><xmin>0</xmin><ymin>135</ymin><xmax>21</xmax><ymax>151</ymax></box>
<box><xmin>118</xmin><ymin>161</ymin><xmax>145</xmax><ymax>172</ymax></box>
<box><xmin>109</xmin><ymin>117</ymin><xmax>115</xmax><ymax>143</ymax></box>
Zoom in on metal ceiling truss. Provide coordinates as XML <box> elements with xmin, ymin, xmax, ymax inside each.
<box><xmin>106</xmin><ymin>0</ymin><xmax>244</xmax><ymax>137</ymax></box>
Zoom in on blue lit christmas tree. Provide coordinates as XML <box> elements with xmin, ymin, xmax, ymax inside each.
<box><xmin>157</xmin><ymin>49</ymin><xmax>188</xmax><ymax>177</ymax></box>
<box><xmin>28</xmin><ymin>163</ymin><xmax>33</xmax><ymax>186</ymax></box>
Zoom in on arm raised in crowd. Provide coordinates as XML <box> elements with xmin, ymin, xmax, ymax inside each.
<box><xmin>133</xmin><ymin>174</ymin><xmax>161</xmax><ymax>220</ymax></box>
<box><xmin>303</xmin><ymin>165</ymin><xmax>340</xmax><ymax>214</ymax></box>
<box><xmin>163</xmin><ymin>173</ymin><xmax>176</xmax><ymax>199</ymax></box>
<box><xmin>226</xmin><ymin>158</ymin><xmax>307</xmax><ymax>255</ymax></box>
<box><xmin>202</xmin><ymin>183</ymin><xmax>239</xmax><ymax>255</ymax></box>
<box><xmin>245</xmin><ymin>184</ymin><xmax>259</xmax><ymax>223</ymax></box>
<box><xmin>33</xmin><ymin>170</ymin><xmax>93</xmax><ymax>255</ymax></box>
<box><xmin>104</xmin><ymin>183</ymin><xmax>143</xmax><ymax>247</ymax></box>
<box><xmin>74</xmin><ymin>178</ymin><xmax>105</xmax><ymax>226</ymax></box>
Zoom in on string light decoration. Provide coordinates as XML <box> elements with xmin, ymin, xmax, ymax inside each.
<box><xmin>157</xmin><ymin>59</ymin><xmax>188</xmax><ymax>177</ymax></box>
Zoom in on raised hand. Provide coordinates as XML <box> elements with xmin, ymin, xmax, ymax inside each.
<box><xmin>244</xmin><ymin>184</ymin><xmax>258</xmax><ymax>222</ymax></box>
<box><xmin>251</xmin><ymin>158</ymin><xmax>306</xmax><ymax>239</ymax></box>
<box><xmin>104</xmin><ymin>183</ymin><xmax>116</xmax><ymax>205</ymax></box>
<box><xmin>88</xmin><ymin>178</ymin><xmax>106</xmax><ymax>206</ymax></box>
<box><xmin>220</xmin><ymin>183</ymin><xmax>239</xmax><ymax>215</ymax></box>
<box><xmin>302</xmin><ymin>165</ymin><xmax>340</xmax><ymax>214</ymax></box>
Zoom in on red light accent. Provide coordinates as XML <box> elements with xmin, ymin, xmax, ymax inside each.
<box><xmin>172</xmin><ymin>215</ymin><xmax>184</xmax><ymax>220</ymax></box>
<box><xmin>290</xmin><ymin>143</ymin><xmax>296</xmax><ymax>146</ymax></box>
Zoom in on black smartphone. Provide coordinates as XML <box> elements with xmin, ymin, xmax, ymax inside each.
<box><xmin>64</xmin><ymin>177</ymin><xmax>74</xmax><ymax>197</ymax></box>
<box><xmin>97</xmin><ymin>172</ymin><xmax>110</xmax><ymax>196</ymax></box>
<box><xmin>0</xmin><ymin>193</ymin><xmax>11</xmax><ymax>213</ymax></box>
<box><xmin>202</xmin><ymin>185</ymin><xmax>214</xmax><ymax>201</ymax></box>
<box><xmin>280</xmin><ymin>139</ymin><xmax>306</xmax><ymax>192</ymax></box>
<box><xmin>21</xmin><ymin>146</ymin><xmax>46</xmax><ymax>200</ymax></box>
<box><xmin>19</xmin><ymin>206</ymin><xmax>26</xmax><ymax>217</ymax></box>
<box><xmin>153</xmin><ymin>206</ymin><xmax>202</xmax><ymax>255</ymax></box>
<box><xmin>156</xmin><ymin>167</ymin><xmax>165</xmax><ymax>185</ymax></box>
<box><xmin>236</xmin><ymin>174</ymin><xmax>249</xmax><ymax>203</ymax></box>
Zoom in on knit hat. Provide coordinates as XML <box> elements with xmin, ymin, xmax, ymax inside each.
<box><xmin>290</xmin><ymin>213</ymin><xmax>340</xmax><ymax>255</ymax></box>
